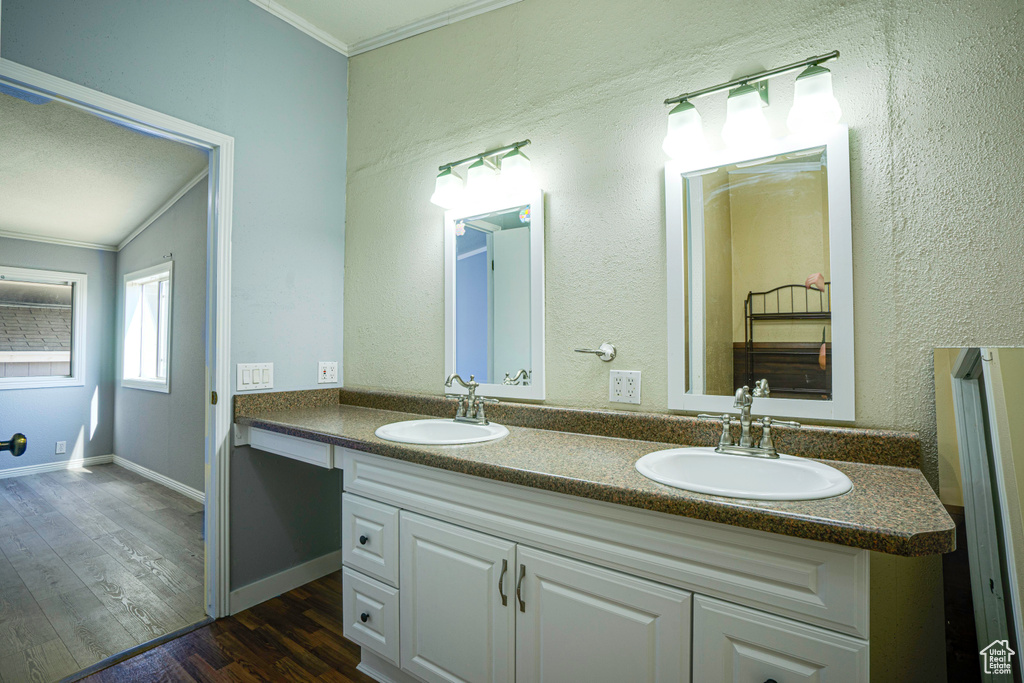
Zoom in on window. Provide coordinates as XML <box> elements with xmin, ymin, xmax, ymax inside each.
<box><xmin>122</xmin><ymin>262</ymin><xmax>173</xmax><ymax>392</ymax></box>
<box><xmin>0</xmin><ymin>266</ymin><xmax>87</xmax><ymax>390</ymax></box>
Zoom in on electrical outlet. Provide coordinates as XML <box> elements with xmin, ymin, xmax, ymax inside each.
<box><xmin>55</xmin><ymin>441</ymin><xmax>66</xmax><ymax>454</ymax></box>
<box><xmin>318</xmin><ymin>361</ymin><xmax>338</xmax><ymax>384</ymax></box>
<box><xmin>609</xmin><ymin>370</ymin><xmax>641</xmax><ymax>405</ymax></box>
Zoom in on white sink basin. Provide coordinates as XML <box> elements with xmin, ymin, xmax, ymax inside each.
<box><xmin>635</xmin><ymin>447</ymin><xmax>852</xmax><ymax>501</ymax></box>
<box><xmin>375</xmin><ymin>419</ymin><xmax>509</xmax><ymax>445</ymax></box>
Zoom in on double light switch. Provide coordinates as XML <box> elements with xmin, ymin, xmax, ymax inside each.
<box><xmin>237</xmin><ymin>363</ymin><xmax>273</xmax><ymax>391</ymax></box>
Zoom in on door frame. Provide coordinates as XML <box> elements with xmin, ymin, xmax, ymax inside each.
<box><xmin>0</xmin><ymin>58</ymin><xmax>234</xmax><ymax>618</ymax></box>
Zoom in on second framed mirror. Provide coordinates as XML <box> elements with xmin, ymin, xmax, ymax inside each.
<box><xmin>444</xmin><ymin>190</ymin><xmax>545</xmax><ymax>400</ymax></box>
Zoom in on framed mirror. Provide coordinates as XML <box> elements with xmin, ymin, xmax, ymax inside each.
<box><xmin>665</xmin><ymin>125</ymin><xmax>853</xmax><ymax>420</ymax></box>
<box><xmin>444</xmin><ymin>190</ymin><xmax>544</xmax><ymax>400</ymax></box>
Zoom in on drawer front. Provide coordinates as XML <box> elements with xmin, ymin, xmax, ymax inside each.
<box><xmin>343</xmin><ymin>567</ymin><xmax>400</xmax><ymax>666</ymax></box>
<box><xmin>693</xmin><ymin>596</ymin><xmax>869</xmax><ymax>683</ymax></box>
<box><xmin>250</xmin><ymin>428</ymin><xmax>333</xmax><ymax>468</ymax></box>
<box><xmin>343</xmin><ymin>493</ymin><xmax>400</xmax><ymax>587</ymax></box>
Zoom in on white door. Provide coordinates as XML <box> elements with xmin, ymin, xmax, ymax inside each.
<box><xmin>400</xmin><ymin>511</ymin><xmax>516</xmax><ymax>683</ymax></box>
<box><xmin>515</xmin><ymin>546</ymin><xmax>692</xmax><ymax>683</ymax></box>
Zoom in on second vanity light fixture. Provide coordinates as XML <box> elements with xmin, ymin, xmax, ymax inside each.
<box><xmin>662</xmin><ymin>51</ymin><xmax>842</xmax><ymax>160</ymax></box>
<box><xmin>430</xmin><ymin>139</ymin><xmax>534</xmax><ymax>209</ymax></box>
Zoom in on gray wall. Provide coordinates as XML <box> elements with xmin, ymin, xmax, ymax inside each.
<box><xmin>115</xmin><ymin>180</ymin><xmax>208</xmax><ymax>492</ymax></box>
<box><xmin>0</xmin><ymin>237</ymin><xmax>116</xmax><ymax>469</ymax></box>
<box><xmin>1</xmin><ymin>0</ymin><xmax>348</xmax><ymax>589</ymax></box>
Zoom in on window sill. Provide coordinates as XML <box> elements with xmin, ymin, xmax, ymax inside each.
<box><xmin>122</xmin><ymin>379</ymin><xmax>170</xmax><ymax>393</ymax></box>
<box><xmin>0</xmin><ymin>377</ymin><xmax>85</xmax><ymax>391</ymax></box>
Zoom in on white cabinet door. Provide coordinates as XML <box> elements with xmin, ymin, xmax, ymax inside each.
<box><xmin>515</xmin><ymin>546</ymin><xmax>692</xmax><ymax>683</ymax></box>
<box><xmin>400</xmin><ymin>511</ymin><xmax>516</xmax><ymax>683</ymax></box>
<box><xmin>693</xmin><ymin>596</ymin><xmax>869</xmax><ymax>682</ymax></box>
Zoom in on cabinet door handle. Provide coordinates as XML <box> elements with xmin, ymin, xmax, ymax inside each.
<box><xmin>516</xmin><ymin>564</ymin><xmax>526</xmax><ymax>612</ymax></box>
<box><xmin>359</xmin><ymin>535</ymin><xmax>369</xmax><ymax>545</ymax></box>
<box><xmin>360</xmin><ymin>612</ymin><xmax>370</xmax><ymax>623</ymax></box>
<box><xmin>764</xmin><ymin>679</ymin><xmax>778</xmax><ymax>683</ymax></box>
<box><xmin>498</xmin><ymin>559</ymin><xmax>508</xmax><ymax>606</ymax></box>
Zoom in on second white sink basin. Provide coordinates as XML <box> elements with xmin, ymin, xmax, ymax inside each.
<box><xmin>375</xmin><ymin>419</ymin><xmax>509</xmax><ymax>445</ymax></box>
<box><xmin>635</xmin><ymin>447</ymin><xmax>852</xmax><ymax>501</ymax></box>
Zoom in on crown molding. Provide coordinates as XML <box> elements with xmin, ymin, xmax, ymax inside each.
<box><xmin>0</xmin><ymin>229</ymin><xmax>118</xmax><ymax>252</ymax></box>
<box><xmin>248</xmin><ymin>0</ymin><xmax>524</xmax><ymax>58</ymax></box>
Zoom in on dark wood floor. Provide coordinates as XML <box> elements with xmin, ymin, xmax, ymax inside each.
<box><xmin>83</xmin><ymin>571</ymin><xmax>375</xmax><ymax>682</ymax></box>
<box><xmin>0</xmin><ymin>464</ymin><xmax>206</xmax><ymax>682</ymax></box>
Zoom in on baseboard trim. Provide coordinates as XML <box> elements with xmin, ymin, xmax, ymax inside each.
<box><xmin>112</xmin><ymin>456</ymin><xmax>205</xmax><ymax>503</ymax></box>
<box><xmin>0</xmin><ymin>454</ymin><xmax>113</xmax><ymax>479</ymax></box>
<box><xmin>229</xmin><ymin>549</ymin><xmax>343</xmax><ymax>615</ymax></box>
<box><xmin>358</xmin><ymin>651</ymin><xmax>422</xmax><ymax>683</ymax></box>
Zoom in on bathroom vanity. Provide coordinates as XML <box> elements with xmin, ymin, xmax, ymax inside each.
<box><xmin>234</xmin><ymin>395</ymin><xmax>953</xmax><ymax>683</ymax></box>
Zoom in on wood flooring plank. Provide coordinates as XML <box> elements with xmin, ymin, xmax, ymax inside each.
<box><xmin>22</xmin><ymin>476</ymin><xmax>123</xmax><ymax>540</ymax></box>
<box><xmin>98</xmin><ymin>506</ymin><xmax>203</xmax><ymax>577</ymax></box>
<box><xmin>162</xmin><ymin>585</ymin><xmax>207</xmax><ymax>626</ymax></box>
<box><xmin>0</xmin><ymin>553</ymin><xmax>23</xmax><ymax>591</ymax></box>
<box><xmin>0</xmin><ymin>581</ymin><xmax>60</xmax><ymax>654</ymax></box>
<box><xmin>68</xmin><ymin>553</ymin><xmax>189</xmax><ymax>644</ymax></box>
<box><xmin>37</xmin><ymin>586</ymin><xmax>137</xmax><ymax>669</ymax></box>
<box><xmin>0</xmin><ymin>531</ymin><xmax>88</xmax><ymax>601</ymax></box>
<box><xmin>0</xmin><ymin>636</ymin><xmax>80</xmax><ymax>683</ymax></box>
<box><xmin>92</xmin><ymin>529</ymin><xmax>201</xmax><ymax>599</ymax></box>
<box><xmin>140</xmin><ymin>506</ymin><xmax>204</xmax><ymax>547</ymax></box>
<box><xmin>0</xmin><ymin>479</ymin><xmax>57</xmax><ymax>518</ymax></box>
<box><xmin>25</xmin><ymin>511</ymin><xmax>107</xmax><ymax>565</ymax></box>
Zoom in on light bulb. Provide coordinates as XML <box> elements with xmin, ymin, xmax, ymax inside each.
<box><xmin>430</xmin><ymin>167</ymin><xmax>464</xmax><ymax>209</ymax></box>
<box><xmin>662</xmin><ymin>100</ymin><xmax>709</xmax><ymax>159</ymax></box>
<box><xmin>466</xmin><ymin>158</ymin><xmax>499</xmax><ymax>201</ymax></box>
<box><xmin>721</xmin><ymin>85</ymin><xmax>771</xmax><ymax>149</ymax></box>
<box><xmin>499</xmin><ymin>147</ymin><xmax>535</xmax><ymax>194</ymax></box>
<box><xmin>787</xmin><ymin>64</ymin><xmax>842</xmax><ymax>135</ymax></box>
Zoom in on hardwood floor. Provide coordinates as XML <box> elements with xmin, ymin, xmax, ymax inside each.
<box><xmin>0</xmin><ymin>464</ymin><xmax>206</xmax><ymax>682</ymax></box>
<box><xmin>83</xmin><ymin>571</ymin><xmax>376</xmax><ymax>683</ymax></box>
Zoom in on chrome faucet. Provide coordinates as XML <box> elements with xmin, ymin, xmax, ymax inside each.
<box><xmin>503</xmin><ymin>369</ymin><xmax>531</xmax><ymax>386</ymax></box>
<box><xmin>698</xmin><ymin>380</ymin><xmax>799</xmax><ymax>458</ymax></box>
<box><xmin>445</xmin><ymin>374</ymin><xmax>498</xmax><ymax>425</ymax></box>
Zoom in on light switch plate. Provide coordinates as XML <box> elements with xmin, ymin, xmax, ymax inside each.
<box><xmin>610</xmin><ymin>370</ymin><xmax>641</xmax><ymax>405</ymax></box>
<box><xmin>237</xmin><ymin>362</ymin><xmax>273</xmax><ymax>391</ymax></box>
<box><xmin>318</xmin><ymin>361</ymin><xmax>338</xmax><ymax>384</ymax></box>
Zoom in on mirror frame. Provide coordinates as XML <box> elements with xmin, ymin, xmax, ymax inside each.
<box><xmin>444</xmin><ymin>189</ymin><xmax>545</xmax><ymax>400</ymax></box>
<box><xmin>665</xmin><ymin>125</ymin><xmax>854</xmax><ymax>421</ymax></box>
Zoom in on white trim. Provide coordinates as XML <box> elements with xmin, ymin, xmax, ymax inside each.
<box><xmin>357</xmin><ymin>651</ymin><xmax>420</xmax><ymax>683</ymax></box>
<box><xmin>229</xmin><ymin>549</ymin><xmax>343</xmax><ymax>614</ymax></box>
<box><xmin>0</xmin><ymin>454</ymin><xmax>114</xmax><ymax>479</ymax></box>
<box><xmin>0</xmin><ymin>351</ymin><xmax>70</xmax><ymax>363</ymax></box>
<box><xmin>112</xmin><ymin>455</ymin><xmax>204</xmax><ymax>503</ymax></box>
<box><xmin>0</xmin><ymin>265</ymin><xmax>87</xmax><ymax>391</ymax></box>
<box><xmin>665</xmin><ymin>125</ymin><xmax>854</xmax><ymax>421</ymax></box>
<box><xmin>118</xmin><ymin>169</ymin><xmax>209</xmax><ymax>251</ymax></box>
<box><xmin>0</xmin><ymin>229</ymin><xmax>118</xmax><ymax>252</ymax></box>
<box><xmin>348</xmin><ymin>0</ymin><xmax>524</xmax><ymax>56</ymax></box>
<box><xmin>444</xmin><ymin>189</ymin><xmax>545</xmax><ymax>400</ymax></box>
<box><xmin>0</xmin><ymin>57</ymin><xmax>234</xmax><ymax>619</ymax></box>
<box><xmin>247</xmin><ymin>0</ymin><xmax>524</xmax><ymax>57</ymax></box>
<box><xmin>121</xmin><ymin>261</ymin><xmax>174</xmax><ymax>394</ymax></box>
<box><xmin>247</xmin><ymin>0</ymin><xmax>350</xmax><ymax>55</ymax></box>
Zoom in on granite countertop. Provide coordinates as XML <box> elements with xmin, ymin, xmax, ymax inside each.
<box><xmin>235</xmin><ymin>403</ymin><xmax>955</xmax><ymax>557</ymax></box>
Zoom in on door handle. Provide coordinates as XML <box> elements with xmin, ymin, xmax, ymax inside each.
<box><xmin>498</xmin><ymin>559</ymin><xmax>508</xmax><ymax>607</ymax></box>
<box><xmin>516</xmin><ymin>564</ymin><xmax>526</xmax><ymax>612</ymax></box>
<box><xmin>1</xmin><ymin>434</ymin><xmax>26</xmax><ymax>457</ymax></box>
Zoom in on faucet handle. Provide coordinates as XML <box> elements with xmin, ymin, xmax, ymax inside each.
<box><xmin>757</xmin><ymin>416</ymin><xmax>800</xmax><ymax>454</ymax></box>
<box><xmin>698</xmin><ymin>413</ymin><xmax>735</xmax><ymax>447</ymax></box>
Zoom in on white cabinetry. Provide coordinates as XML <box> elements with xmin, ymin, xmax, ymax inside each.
<box><xmin>400</xmin><ymin>512</ymin><xmax>516</xmax><ymax>683</ymax></box>
<box><xmin>335</xmin><ymin>448</ymin><xmax>870</xmax><ymax>683</ymax></box>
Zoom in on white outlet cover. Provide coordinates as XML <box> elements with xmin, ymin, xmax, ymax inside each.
<box><xmin>318</xmin><ymin>361</ymin><xmax>338</xmax><ymax>384</ymax></box>
<box><xmin>56</xmin><ymin>440</ymin><xmax>66</xmax><ymax>454</ymax></box>
<box><xmin>610</xmin><ymin>370</ymin><xmax>641</xmax><ymax>405</ymax></box>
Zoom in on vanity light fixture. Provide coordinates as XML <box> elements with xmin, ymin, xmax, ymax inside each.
<box><xmin>787</xmin><ymin>64</ymin><xmax>842</xmax><ymax>135</ymax></box>
<box><xmin>430</xmin><ymin>167</ymin><xmax>465</xmax><ymax>209</ymax></box>
<box><xmin>662</xmin><ymin>100</ymin><xmax>709</xmax><ymax>160</ymax></box>
<box><xmin>431</xmin><ymin>140</ymin><xmax>532</xmax><ymax>208</ymax></box>
<box><xmin>662</xmin><ymin>50</ymin><xmax>840</xmax><ymax>156</ymax></box>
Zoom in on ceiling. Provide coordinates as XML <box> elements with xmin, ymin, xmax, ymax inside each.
<box><xmin>250</xmin><ymin>0</ymin><xmax>522</xmax><ymax>55</ymax></box>
<box><xmin>0</xmin><ymin>87</ymin><xmax>209</xmax><ymax>251</ymax></box>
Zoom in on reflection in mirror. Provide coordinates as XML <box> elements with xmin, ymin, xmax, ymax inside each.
<box><xmin>0</xmin><ymin>278</ymin><xmax>74</xmax><ymax>378</ymax></box>
<box><xmin>936</xmin><ymin>347</ymin><xmax>1024</xmax><ymax>676</ymax></box>
<box><xmin>666</xmin><ymin>126</ymin><xmax>852</xmax><ymax>420</ymax></box>
<box><xmin>445</xmin><ymin>190</ymin><xmax>544</xmax><ymax>400</ymax></box>
<box><xmin>455</xmin><ymin>205</ymin><xmax>532</xmax><ymax>384</ymax></box>
<box><xmin>693</xmin><ymin>147</ymin><xmax>831</xmax><ymax>400</ymax></box>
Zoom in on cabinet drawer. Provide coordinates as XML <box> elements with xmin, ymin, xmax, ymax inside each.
<box><xmin>693</xmin><ymin>596</ymin><xmax>868</xmax><ymax>683</ymax></box>
<box><xmin>343</xmin><ymin>567</ymin><xmax>400</xmax><ymax>667</ymax></box>
<box><xmin>343</xmin><ymin>493</ymin><xmax>399</xmax><ymax>587</ymax></box>
<box><xmin>250</xmin><ymin>428</ymin><xmax>333</xmax><ymax>468</ymax></box>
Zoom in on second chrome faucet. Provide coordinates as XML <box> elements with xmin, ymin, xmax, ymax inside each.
<box><xmin>445</xmin><ymin>373</ymin><xmax>498</xmax><ymax>425</ymax></box>
<box><xmin>699</xmin><ymin>381</ymin><xmax>799</xmax><ymax>458</ymax></box>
